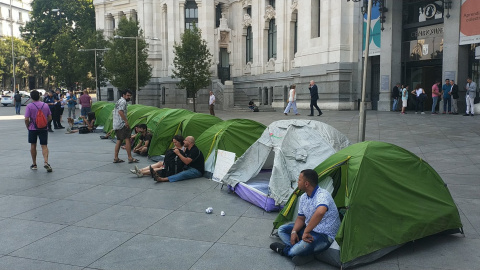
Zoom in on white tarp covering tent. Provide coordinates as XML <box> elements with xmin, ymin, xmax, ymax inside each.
<box><xmin>221</xmin><ymin>119</ymin><xmax>350</xmax><ymax>211</ymax></box>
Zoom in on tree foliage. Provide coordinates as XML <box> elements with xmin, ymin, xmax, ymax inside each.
<box><xmin>172</xmin><ymin>23</ymin><xmax>213</xmax><ymax>112</ymax></box>
<box><xmin>22</xmin><ymin>0</ymin><xmax>96</xmax><ymax>89</ymax></box>
<box><xmin>104</xmin><ymin>16</ymin><xmax>152</xmax><ymax>104</ymax></box>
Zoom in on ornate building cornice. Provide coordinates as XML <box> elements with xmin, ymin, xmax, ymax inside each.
<box><xmin>242</xmin><ymin>0</ymin><xmax>252</xmax><ymax>8</ymax></box>
<box><xmin>291</xmin><ymin>0</ymin><xmax>298</xmax><ymax>11</ymax></box>
<box><xmin>264</xmin><ymin>5</ymin><xmax>276</xmax><ymax>21</ymax></box>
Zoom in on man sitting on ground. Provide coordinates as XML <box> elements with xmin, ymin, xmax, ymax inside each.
<box><xmin>153</xmin><ymin>136</ymin><xmax>204</xmax><ymax>182</ymax></box>
<box><xmin>270</xmin><ymin>169</ymin><xmax>341</xmax><ymax>266</ymax></box>
<box><xmin>133</xmin><ymin>124</ymin><xmax>152</xmax><ymax>156</ymax></box>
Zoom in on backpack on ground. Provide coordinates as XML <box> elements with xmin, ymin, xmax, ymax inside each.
<box><xmin>159</xmin><ymin>148</ymin><xmax>185</xmax><ymax>177</ymax></box>
<box><xmin>253</xmin><ymin>106</ymin><xmax>259</xmax><ymax>112</ymax></box>
<box><xmin>32</xmin><ymin>103</ymin><xmax>48</xmax><ymax>129</ymax></box>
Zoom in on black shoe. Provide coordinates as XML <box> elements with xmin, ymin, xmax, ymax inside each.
<box><xmin>58</xmin><ymin>126</ymin><xmax>65</xmax><ymax>129</ymax></box>
<box><xmin>463</xmin><ymin>114</ymin><xmax>470</xmax><ymax>116</ymax></box>
<box><xmin>307</xmin><ymin>114</ymin><xmax>314</xmax><ymax>116</ymax></box>
<box><xmin>269</xmin><ymin>242</ymin><xmax>286</xmax><ymax>256</ymax></box>
<box><xmin>318</xmin><ymin>113</ymin><xmax>323</xmax><ymax>116</ymax></box>
<box><xmin>292</xmin><ymin>254</ymin><xmax>315</xmax><ymax>266</ymax></box>
<box><xmin>471</xmin><ymin>114</ymin><xmax>474</xmax><ymax>116</ymax></box>
<box><xmin>48</xmin><ymin>129</ymin><xmax>54</xmax><ymax>132</ymax></box>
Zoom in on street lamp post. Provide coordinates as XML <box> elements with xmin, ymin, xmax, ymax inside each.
<box><xmin>348</xmin><ymin>0</ymin><xmax>373</xmax><ymax>142</ymax></box>
<box><xmin>10</xmin><ymin>0</ymin><xmax>15</xmax><ymax>93</ymax></box>
<box><xmin>114</xmin><ymin>36</ymin><xmax>157</xmax><ymax>105</ymax></box>
<box><xmin>78</xmin><ymin>48</ymin><xmax>110</xmax><ymax>101</ymax></box>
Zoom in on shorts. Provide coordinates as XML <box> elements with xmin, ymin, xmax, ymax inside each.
<box><xmin>28</xmin><ymin>129</ymin><xmax>48</xmax><ymax>145</ymax></box>
<box><xmin>402</xmin><ymin>100</ymin><xmax>407</xmax><ymax>107</ymax></box>
<box><xmin>115</xmin><ymin>125</ymin><xmax>131</xmax><ymax>141</ymax></box>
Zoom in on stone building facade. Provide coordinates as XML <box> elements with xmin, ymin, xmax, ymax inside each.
<box><xmin>0</xmin><ymin>0</ymin><xmax>31</xmax><ymax>38</ymax></box>
<box><xmin>93</xmin><ymin>0</ymin><xmax>479</xmax><ymax>112</ymax></box>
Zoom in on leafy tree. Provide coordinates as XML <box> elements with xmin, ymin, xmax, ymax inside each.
<box><xmin>76</xmin><ymin>30</ymin><xmax>110</xmax><ymax>91</ymax></box>
<box><xmin>172</xmin><ymin>23</ymin><xmax>213</xmax><ymax>112</ymax></box>
<box><xmin>104</xmin><ymin>16</ymin><xmax>152</xmax><ymax>104</ymax></box>
<box><xmin>22</xmin><ymin>0</ymin><xmax>96</xmax><ymax>89</ymax></box>
<box><xmin>0</xmin><ymin>38</ymin><xmax>34</xmax><ymax>91</ymax></box>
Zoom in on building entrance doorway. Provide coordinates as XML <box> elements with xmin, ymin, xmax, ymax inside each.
<box><xmin>404</xmin><ymin>61</ymin><xmax>442</xmax><ymax>111</ymax></box>
<box><xmin>218</xmin><ymin>48</ymin><xmax>230</xmax><ymax>84</ymax></box>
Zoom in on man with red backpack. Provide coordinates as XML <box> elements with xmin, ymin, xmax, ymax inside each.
<box><xmin>24</xmin><ymin>90</ymin><xmax>53</xmax><ymax>172</ymax></box>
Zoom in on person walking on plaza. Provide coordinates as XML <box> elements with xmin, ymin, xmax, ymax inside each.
<box><xmin>270</xmin><ymin>169</ymin><xmax>340</xmax><ymax>266</ymax></box>
<box><xmin>391</xmin><ymin>83</ymin><xmax>400</xmax><ymax>112</ymax></box>
<box><xmin>412</xmin><ymin>84</ymin><xmax>425</xmax><ymax>114</ymax></box>
<box><xmin>24</xmin><ymin>90</ymin><xmax>53</xmax><ymax>172</ymax></box>
<box><xmin>401</xmin><ymin>85</ymin><xmax>409</xmax><ymax>114</ymax></box>
<box><xmin>113</xmin><ymin>90</ymin><xmax>138</xmax><ymax>163</ymax></box>
<box><xmin>431</xmin><ymin>80</ymin><xmax>442</xmax><ymax>114</ymax></box>
<box><xmin>308</xmin><ymin>80</ymin><xmax>322</xmax><ymax>116</ymax></box>
<box><xmin>284</xmin><ymin>84</ymin><xmax>299</xmax><ymax>116</ymax></box>
<box><xmin>52</xmin><ymin>89</ymin><xmax>64</xmax><ymax>129</ymax></box>
<box><xmin>43</xmin><ymin>90</ymin><xmax>56</xmax><ymax>132</ymax></box>
<box><xmin>209</xmin><ymin>91</ymin><xmax>215</xmax><ymax>116</ymax></box>
<box><xmin>14</xmin><ymin>91</ymin><xmax>22</xmax><ymax>115</ymax></box>
<box><xmin>67</xmin><ymin>90</ymin><xmax>77</xmax><ymax>119</ymax></box>
<box><xmin>79</xmin><ymin>90</ymin><xmax>92</xmax><ymax>117</ymax></box>
<box><xmin>450</xmin><ymin>80</ymin><xmax>459</xmax><ymax>114</ymax></box>
<box><xmin>464</xmin><ymin>77</ymin><xmax>476</xmax><ymax>116</ymax></box>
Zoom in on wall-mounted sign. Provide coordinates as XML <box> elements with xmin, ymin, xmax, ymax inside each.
<box><xmin>460</xmin><ymin>0</ymin><xmax>480</xmax><ymax>45</ymax></box>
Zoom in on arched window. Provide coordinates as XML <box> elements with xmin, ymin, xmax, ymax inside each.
<box><xmin>246</xmin><ymin>26</ymin><xmax>253</xmax><ymax>63</ymax></box>
<box><xmin>268</xmin><ymin>19</ymin><xmax>277</xmax><ymax>59</ymax></box>
<box><xmin>185</xmin><ymin>0</ymin><xmax>198</xmax><ymax>30</ymax></box>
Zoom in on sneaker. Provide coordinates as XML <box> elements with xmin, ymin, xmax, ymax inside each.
<box><xmin>463</xmin><ymin>114</ymin><xmax>470</xmax><ymax>116</ymax></box>
<box><xmin>421</xmin><ymin>112</ymin><xmax>425</xmax><ymax>114</ymax></box>
<box><xmin>292</xmin><ymin>254</ymin><xmax>315</xmax><ymax>266</ymax></box>
<box><xmin>136</xmin><ymin>170</ymin><xmax>143</xmax><ymax>178</ymax></box>
<box><xmin>130</xmin><ymin>169</ymin><xmax>136</xmax><ymax>174</ymax></box>
<box><xmin>44</xmin><ymin>163</ymin><xmax>53</xmax><ymax>173</ymax></box>
<box><xmin>30</xmin><ymin>164</ymin><xmax>37</xmax><ymax>170</ymax></box>
<box><xmin>401</xmin><ymin>112</ymin><xmax>405</xmax><ymax>114</ymax></box>
<box><xmin>269</xmin><ymin>242</ymin><xmax>286</xmax><ymax>256</ymax></box>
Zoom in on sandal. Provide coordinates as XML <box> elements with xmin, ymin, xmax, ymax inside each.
<box><xmin>44</xmin><ymin>163</ymin><xmax>53</xmax><ymax>172</ymax></box>
<box><xmin>149</xmin><ymin>165</ymin><xmax>155</xmax><ymax>178</ymax></box>
<box><xmin>128</xmin><ymin>158</ymin><xmax>139</xmax><ymax>163</ymax></box>
<box><xmin>30</xmin><ymin>164</ymin><xmax>37</xmax><ymax>170</ymax></box>
<box><xmin>113</xmin><ymin>159</ymin><xmax>125</xmax><ymax>163</ymax></box>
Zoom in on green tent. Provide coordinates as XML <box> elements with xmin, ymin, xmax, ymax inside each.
<box><xmin>148</xmin><ymin>109</ymin><xmax>195</xmax><ymax>157</ymax></box>
<box><xmin>94</xmin><ymin>103</ymin><xmax>115</xmax><ymax>126</ymax></box>
<box><xmin>273</xmin><ymin>141</ymin><xmax>462</xmax><ymax>269</ymax></box>
<box><xmin>196</xmin><ymin>119</ymin><xmax>266</xmax><ymax>177</ymax></box>
<box><xmin>177</xmin><ymin>113</ymin><xmax>223</xmax><ymax>141</ymax></box>
<box><xmin>126</xmin><ymin>105</ymin><xmax>159</xmax><ymax>128</ymax></box>
<box><xmin>91</xmin><ymin>101</ymin><xmax>109</xmax><ymax>114</ymax></box>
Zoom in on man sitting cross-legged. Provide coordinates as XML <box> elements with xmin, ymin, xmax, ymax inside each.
<box><xmin>270</xmin><ymin>169</ymin><xmax>341</xmax><ymax>266</ymax></box>
<box><xmin>133</xmin><ymin>124</ymin><xmax>152</xmax><ymax>156</ymax></box>
<box><xmin>153</xmin><ymin>136</ymin><xmax>204</xmax><ymax>182</ymax></box>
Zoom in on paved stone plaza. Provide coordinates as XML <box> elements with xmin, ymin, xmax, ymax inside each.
<box><xmin>0</xmin><ymin>104</ymin><xmax>479</xmax><ymax>270</ymax></box>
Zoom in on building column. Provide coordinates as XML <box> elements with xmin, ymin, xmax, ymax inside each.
<box><xmin>378</xmin><ymin>0</ymin><xmax>403</xmax><ymax>111</ymax></box>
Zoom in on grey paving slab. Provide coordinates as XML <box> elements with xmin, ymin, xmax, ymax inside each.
<box><xmin>75</xmin><ymin>205</ymin><xmax>172</xmax><ymax>233</ymax></box>
<box><xmin>148</xmin><ymin>177</ymin><xmax>219</xmax><ymax>193</ymax></box>
<box><xmin>64</xmin><ymin>185</ymin><xmax>145</xmax><ymax>204</ymax></box>
<box><xmin>2</xmin><ymin>167</ymin><xmax>83</xmax><ymax>182</ymax></box>
<box><xmin>218</xmin><ymin>217</ymin><xmax>277</xmax><ymax>248</ymax></box>
<box><xmin>448</xmin><ymin>184</ymin><xmax>480</xmax><ymax>200</ymax></box>
<box><xmin>455</xmin><ymin>198</ymin><xmax>480</xmax><ymax>237</ymax></box>
<box><xmin>441</xmin><ymin>173</ymin><xmax>479</xmax><ymax>186</ymax></box>
<box><xmin>394</xmin><ymin>235</ymin><xmax>480</xmax><ymax>269</ymax></box>
<box><xmin>177</xmin><ymin>188</ymin><xmax>252</xmax><ymax>216</ymax></box>
<box><xmin>11</xmin><ymin>226</ymin><xmax>135</xmax><ymax>267</ymax></box>
<box><xmin>14</xmin><ymin>182</ymin><xmax>96</xmax><ymax>199</ymax></box>
<box><xmin>89</xmin><ymin>234</ymin><xmax>212</xmax><ymax>270</ymax></box>
<box><xmin>119</xmin><ymin>188</ymin><xmax>198</xmax><ymax>210</ymax></box>
<box><xmin>0</xmin><ymin>178</ymin><xmax>46</xmax><ymax>195</ymax></box>
<box><xmin>143</xmin><ymin>210</ymin><xmax>238</xmax><ymax>242</ymax></box>
<box><xmin>0</xmin><ymin>256</ymin><xmax>83</xmax><ymax>270</ymax></box>
<box><xmin>190</xmin><ymin>243</ymin><xmax>294</xmax><ymax>270</ymax></box>
<box><xmin>61</xmin><ymin>170</ymin><xmax>126</xmax><ymax>185</ymax></box>
<box><xmin>0</xmin><ymin>195</ymin><xmax>55</xmax><ymax>218</ymax></box>
<box><xmin>0</xmin><ymin>219</ymin><xmax>65</xmax><ymax>255</ymax></box>
<box><xmin>102</xmin><ymin>174</ymin><xmax>162</xmax><ymax>189</ymax></box>
<box><xmin>14</xmin><ymin>199</ymin><xmax>112</xmax><ymax>225</ymax></box>
<box><xmin>242</xmin><ymin>204</ymin><xmax>280</xmax><ymax>220</ymax></box>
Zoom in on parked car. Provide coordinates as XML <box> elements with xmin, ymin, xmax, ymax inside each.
<box><xmin>1</xmin><ymin>95</ymin><xmax>13</xmax><ymax>106</ymax></box>
<box><xmin>1</xmin><ymin>93</ymin><xmax>32</xmax><ymax>106</ymax></box>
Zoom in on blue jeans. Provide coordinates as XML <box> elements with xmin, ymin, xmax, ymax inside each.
<box><xmin>431</xmin><ymin>96</ymin><xmax>438</xmax><ymax>113</ymax></box>
<box><xmin>278</xmin><ymin>223</ymin><xmax>333</xmax><ymax>257</ymax></box>
<box><xmin>443</xmin><ymin>96</ymin><xmax>451</xmax><ymax>112</ymax></box>
<box><xmin>284</xmin><ymin>101</ymin><xmax>298</xmax><ymax>114</ymax></box>
<box><xmin>168</xmin><ymin>168</ymin><xmax>202</xmax><ymax>182</ymax></box>
<box><xmin>392</xmin><ymin>98</ymin><xmax>398</xmax><ymax>111</ymax></box>
<box><xmin>15</xmin><ymin>102</ymin><xmax>21</xmax><ymax>114</ymax></box>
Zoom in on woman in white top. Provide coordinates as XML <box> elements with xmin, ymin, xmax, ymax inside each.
<box><xmin>132</xmin><ymin>135</ymin><xmax>186</xmax><ymax>177</ymax></box>
<box><xmin>411</xmin><ymin>84</ymin><xmax>425</xmax><ymax>114</ymax></box>
<box><xmin>284</xmin><ymin>84</ymin><xmax>300</xmax><ymax>115</ymax></box>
